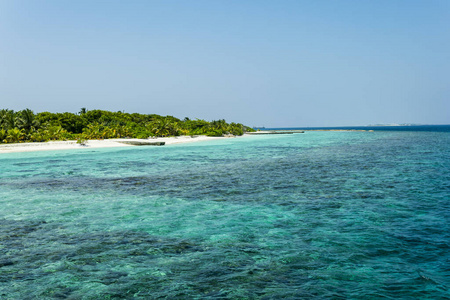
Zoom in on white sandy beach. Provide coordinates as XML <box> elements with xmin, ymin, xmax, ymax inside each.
<box><xmin>0</xmin><ymin>135</ymin><xmax>240</xmax><ymax>154</ymax></box>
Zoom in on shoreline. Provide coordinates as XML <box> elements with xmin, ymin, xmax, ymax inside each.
<box><xmin>0</xmin><ymin>135</ymin><xmax>241</xmax><ymax>154</ymax></box>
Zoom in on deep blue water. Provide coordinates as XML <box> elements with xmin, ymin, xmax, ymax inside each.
<box><xmin>265</xmin><ymin>124</ymin><xmax>450</xmax><ymax>132</ymax></box>
<box><xmin>0</xmin><ymin>130</ymin><xmax>449</xmax><ymax>299</ymax></box>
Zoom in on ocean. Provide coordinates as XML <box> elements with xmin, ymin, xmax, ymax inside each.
<box><xmin>265</xmin><ymin>124</ymin><xmax>450</xmax><ymax>132</ymax></box>
<box><xmin>1</xmin><ymin>126</ymin><xmax>449</xmax><ymax>299</ymax></box>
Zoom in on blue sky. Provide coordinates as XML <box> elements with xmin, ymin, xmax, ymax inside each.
<box><xmin>1</xmin><ymin>0</ymin><xmax>449</xmax><ymax>127</ymax></box>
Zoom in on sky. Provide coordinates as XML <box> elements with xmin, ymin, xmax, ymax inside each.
<box><xmin>1</xmin><ymin>0</ymin><xmax>449</xmax><ymax>127</ymax></box>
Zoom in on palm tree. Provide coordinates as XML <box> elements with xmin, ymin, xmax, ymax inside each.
<box><xmin>0</xmin><ymin>109</ymin><xmax>10</xmax><ymax>129</ymax></box>
<box><xmin>29</xmin><ymin>129</ymin><xmax>48</xmax><ymax>142</ymax></box>
<box><xmin>17</xmin><ymin>109</ymin><xmax>40</xmax><ymax>133</ymax></box>
<box><xmin>229</xmin><ymin>123</ymin><xmax>244</xmax><ymax>135</ymax></box>
<box><xmin>46</xmin><ymin>125</ymin><xmax>66</xmax><ymax>140</ymax></box>
<box><xmin>82</xmin><ymin>124</ymin><xmax>102</xmax><ymax>139</ymax></box>
<box><xmin>167</xmin><ymin>120</ymin><xmax>182</xmax><ymax>136</ymax></box>
<box><xmin>1</xmin><ymin>110</ymin><xmax>17</xmax><ymax>130</ymax></box>
<box><xmin>149</xmin><ymin>119</ymin><xmax>170</xmax><ymax>137</ymax></box>
<box><xmin>0</xmin><ymin>129</ymin><xmax>7</xmax><ymax>142</ymax></box>
<box><xmin>210</xmin><ymin>119</ymin><xmax>228</xmax><ymax>134</ymax></box>
<box><xmin>5</xmin><ymin>128</ymin><xmax>24</xmax><ymax>143</ymax></box>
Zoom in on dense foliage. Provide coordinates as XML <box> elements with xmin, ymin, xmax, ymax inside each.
<box><xmin>0</xmin><ymin>108</ymin><xmax>255</xmax><ymax>143</ymax></box>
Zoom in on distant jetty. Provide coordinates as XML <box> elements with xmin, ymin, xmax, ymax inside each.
<box><xmin>247</xmin><ymin>130</ymin><xmax>305</xmax><ymax>135</ymax></box>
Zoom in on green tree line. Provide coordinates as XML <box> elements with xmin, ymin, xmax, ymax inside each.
<box><xmin>0</xmin><ymin>108</ymin><xmax>255</xmax><ymax>143</ymax></box>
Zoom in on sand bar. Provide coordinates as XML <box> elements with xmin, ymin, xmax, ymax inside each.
<box><xmin>0</xmin><ymin>135</ymin><xmax>240</xmax><ymax>154</ymax></box>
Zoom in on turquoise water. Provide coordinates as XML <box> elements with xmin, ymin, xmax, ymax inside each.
<box><xmin>1</xmin><ymin>131</ymin><xmax>449</xmax><ymax>299</ymax></box>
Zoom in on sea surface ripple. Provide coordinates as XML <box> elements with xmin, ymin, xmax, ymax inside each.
<box><xmin>0</xmin><ymin>130</ymin><xmax>449</xmax><ymax>299</ymax></box>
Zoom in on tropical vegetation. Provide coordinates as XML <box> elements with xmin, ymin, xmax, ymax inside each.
<box><xmin>0</xmin><ymin>108</ymin><xmax>255</xmax><ymax>144</ymax></box>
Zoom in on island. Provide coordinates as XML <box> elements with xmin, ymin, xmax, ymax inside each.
<box><xmin>0</xmin><ymin>108</ymin><xmax>255</xmax><ymax>145</ymax></box>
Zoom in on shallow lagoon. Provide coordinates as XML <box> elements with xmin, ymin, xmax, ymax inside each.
<box><xmin>1</xmin><ymin>131</ymin><xmax>449</xmax><ymax>298</ymax></box>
